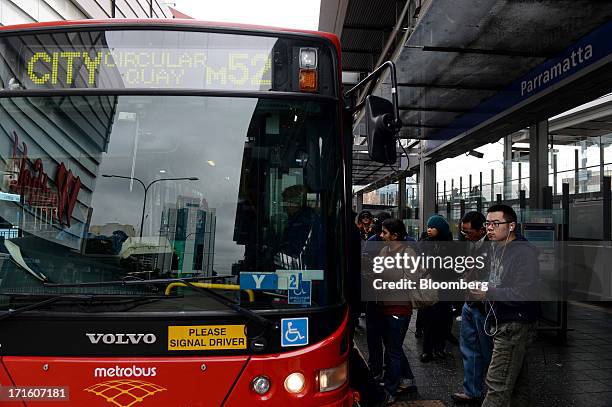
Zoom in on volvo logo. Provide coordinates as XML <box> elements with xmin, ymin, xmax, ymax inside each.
<box><xmin>85</xmin><ymin>333</ymin><xmax>157</xmax><ymax>345</ymax></box>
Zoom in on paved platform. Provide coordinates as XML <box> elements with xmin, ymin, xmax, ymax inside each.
<box><xmin>354</xmin><ymin>302</ymin><xmax>612</xmax><ymax>407</ymax></box>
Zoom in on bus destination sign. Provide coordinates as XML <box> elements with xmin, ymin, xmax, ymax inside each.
<box><xmin>22</xmin><ymin>48</ymin><xmax>273</xmax><ymax>90</ymax></box>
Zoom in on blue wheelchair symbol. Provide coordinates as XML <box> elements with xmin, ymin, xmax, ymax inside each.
<box><xmin>281</xmin><ymin>317</ymin><xmax>308</xmax><ymax>347</ymax></box>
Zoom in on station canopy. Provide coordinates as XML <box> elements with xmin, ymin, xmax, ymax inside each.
<box><xmin>320</xmin><ymin>0</ymin><xmax>612</xmax><ymax>187</ymax></box>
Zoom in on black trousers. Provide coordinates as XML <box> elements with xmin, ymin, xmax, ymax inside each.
<box><xmin>416</xmin><ymin>309</ymin><xmax>425</xmax><ymax>332</ymax></box>
<box><xmin>365</xmin><ymin>302</ymin><xmax>385</xmax><ymax>376</ymax></box>
<box><xmin>350</xmin><ymin>340</ymin><xmax>386</xmax><ymax>406</ymax></box>
<box><xmin>422</xmin><ymin>301</ymin><xmax>453</xmax><ymax>354</ymax></box>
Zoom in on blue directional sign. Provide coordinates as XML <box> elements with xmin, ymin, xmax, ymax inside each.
<box><xmin>281</xmin><ymin>317</ymin><xmax>308</xmax><ymax>347</ymax></box>
<box><xmin>239</xmin><ymin>272</ymin><xmax>278</xmax><ymax>290</ymax></box>
<box><xmin>288</xmin><ymin>280</ymin><xmax>311</xmax><ymax>306</ymax></box>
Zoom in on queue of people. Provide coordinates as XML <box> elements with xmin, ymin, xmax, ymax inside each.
<box><xmin>355</xmin><ymin>204</ymin><xmax>539</xmax><ymax>406</ymax></box>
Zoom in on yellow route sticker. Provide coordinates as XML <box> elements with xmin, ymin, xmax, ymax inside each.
<box><xmin>168</xmin><ymin>325</ymin><xmax>247</xmax><ymax>350</ymax></box>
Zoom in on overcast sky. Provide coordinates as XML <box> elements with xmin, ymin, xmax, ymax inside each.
<box><xmin>170</xmin><ymin>0</ymin><xmax>321</xmax><ymax>30</ymax></box>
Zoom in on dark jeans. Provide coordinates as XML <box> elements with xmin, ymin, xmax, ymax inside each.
<box><xmin>422</xmin><ymin>301</ymin><xmax>452</xmax><ymax>354</ymax></box>
<box><xmin>460</xmin><ymin>303</ymin><xmax>494</xmax><ymax>398</ymax></box>
<box><xmin>382</xmin><ymin>314</ymin><xmax>413</xmax><ymax>395</ymax></box>
<box><xmin>365</xmin><ymin>302</ymin><xmax>384</xmax><ymax>376</ymax></box>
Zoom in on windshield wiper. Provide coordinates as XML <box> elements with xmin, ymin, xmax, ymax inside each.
<box><xmin>0</xmin><ymin>293</ymin><xmax>175</xmax><ymax>321</ymax></box>
<box><xmin>44</xmin><ymin>277</ymin><xmax>276</xmax><ymax>330</ymax></box>
<box><xmin>0</xmin><ymin>295</ymin><xmax>67</xmax><ymax>321</ymax></box>
<box><xmin>174</xmin><ymin>278</ymin><xmax>276</xmax><ymax>330</ymax></box>
<box><xmin>43</xmin><ymin>276</ymin><xmax>224</xmax><ymax>287</ymax></box>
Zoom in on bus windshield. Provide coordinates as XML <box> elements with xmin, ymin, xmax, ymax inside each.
<box><xmin>0</xmin><ymin>95</ymin><xmax>343</xmax><ymax>311</ymax></box>
<box><xmin>0</xmin><ymin>28</ymin><xmax>344</xmax><ymax>313</ymax></box>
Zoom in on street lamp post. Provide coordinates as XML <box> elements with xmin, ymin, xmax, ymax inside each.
<box><xmin>102</xmin><ymin>174</ymin><xmax>199</xmax><ymax>237</ymax></box>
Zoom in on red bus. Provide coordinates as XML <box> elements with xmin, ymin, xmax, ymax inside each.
<box><xmin>0</xmin><ymin>18</ymin><xmax>360</xmax><ymax>407</ymax></box>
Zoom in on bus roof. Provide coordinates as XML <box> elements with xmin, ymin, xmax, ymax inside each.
<box><xmin>0</xmin><ymin>18</ymin><xmax>341</xmax><ymax>54</ymax></box>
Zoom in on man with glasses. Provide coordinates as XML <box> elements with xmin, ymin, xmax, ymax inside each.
<box><xmin>470</xmin><ymin>204</ymin><xmax>539</xmax><ymax>407</ymax></box>
<box><xmin>452</xmin><ymin>211</ymin><xmax>494</xmax><ymax>404</ymax></box>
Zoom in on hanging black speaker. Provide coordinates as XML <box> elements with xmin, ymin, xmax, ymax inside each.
<box><xmin>365</xmin><ymin>95</ymin><xmax>397</xmax><ymax>165</ymax></box>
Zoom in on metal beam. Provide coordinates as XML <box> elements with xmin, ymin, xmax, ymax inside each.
<box><xmin>405</xmin><ymin>45</ymin><xmax>551</xmax><ymax>58</ymax></box>
<box><xmin>343</xmin><ymin>24</ymin><xmax>393</xmax><ymax>32</ymax></box>
<box><xmin>399</xmin><ymin>106</ymin><xmax>470</xmax><ymax>113</ymax></box>
<box><xmin>529</xmin><ymin>120</ymin><xmax>549</xmax><ymax>208</ymax></box>
<box><xmin>397</xmin><ymin>82</ymin><xmax>503</xmax><ymax>91</ymax></box>
<box><xmin>396</xmin><ymin>135</ymin><xmax>428</xmax><ymax>139</ymax></box>
<box><xmin>355</xmin><ymin>192</ymin><xmax>363</xmax><ymax>213</ymax></box>
<box><xmin>419</xmin><ymin>158</ymin><xmax>436</xmax><ymax>232</ymax></box>
<box><xmin>342</xmin><ymin>66</ymin><xmax>370</xmax><ymax>73</ymax></box>
<box><xmin>358</xmin><ymin>0</ymin><xmax>412</xmax><ymax>102</ymax></box>
<box><xmin>399</xmin><ymin>176</ymin><xmax>406</xmax><ymax>218</ymax></box>
<box><xmin>342</xmin><ymin>48</ymin><xmax>381</xmax><ymax>55</ymax></box>
<box><xmin>401</xmin><ymin>123</ymin><xmax>450</xmax><ymax>129</ymax></box>
<box><xmin>353</xmin><ymin>146</ymin><xmax>419</xmax><ymax>154</ymax></box>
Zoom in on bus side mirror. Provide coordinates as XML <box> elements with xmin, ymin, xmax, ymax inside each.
<box><xmin>365</xmin><ymin>95</ymin><xmax>397</xmax><ymax>164</ymax></box>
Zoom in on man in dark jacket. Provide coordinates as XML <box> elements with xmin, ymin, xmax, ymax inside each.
<box><xmin>357</xmin><ymin>210</ymin><xmax>375</xmax><ymax>240</ymax></box>
<box><xmin>471</xmin><ymin>204</ymin><xmax>539</xmax><ymax>407</ymax></box>
<box><xmin>452</xmin><ymin>211</ymin><xmax>493</xmax><ymax>404</ymax></box>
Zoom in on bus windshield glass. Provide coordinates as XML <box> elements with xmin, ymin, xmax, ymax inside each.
<box><xmin>0</xmin><ymin>28</ymin><xmax>343</xmax><ymax>313</ymax></box>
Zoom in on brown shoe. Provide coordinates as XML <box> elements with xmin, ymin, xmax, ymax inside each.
<box><xmin>451</xmin><ymin>393</ymin><xmax>482</xmax><ymax>404</ymax></box>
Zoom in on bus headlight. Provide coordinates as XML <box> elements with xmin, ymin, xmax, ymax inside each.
<box><xmin>299</xmin><ymin>48</ymin><xmax>317</xmax><ymax>69</ymax></box>
<box><xmin>284</xmin><ymin>372</ymin><xmax>306</xmax><ymax>393</ymax></box>
<box><xmin>319</xmin><ymin>361</ymin><xmax>347</xmax><ymax>392</ymax></box>
<box><xmin>252</xmin><ymin>376</ymin><xmax>271</xmax><ymax>395</ymax></box>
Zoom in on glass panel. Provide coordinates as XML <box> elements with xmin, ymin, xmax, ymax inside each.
<box><xmin>363</xmin><ymin>184</ymin><xmax>398</xmax><ymax>206</ymax></box>
<box><xmin>0</xmin><ymin>95</ymin><xmax>342</xmax><ymax>311</ymax></box>
<box><xmin>405</xmin><ymin>173</ymin><xmax>418</xmax><ymax>222</ymax></box>
<box><xmin>437</xmin><ymin>142</ymin><xmax>503</xmax><ymax>203</ymax></box>
<box><xmin>518</xmin><ymin>209</ymin><xmax>564</xmax><ymax>224</ymax></box>
<box><xmin>550</xmin><ymin>134</ymin><xmax>611</xmax><ymax>195</ymax></box>
<box><xmin>403</xmin><ymin>219</ymin><xmax>420</xmax><ymax>240</ymax></box>
<box><xmin>604</xmin><ymin>134</ymin><xmax>612</xmax><ymax>166</ymax></box>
